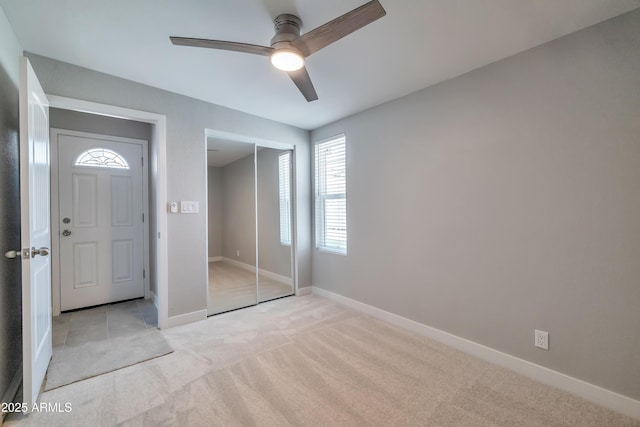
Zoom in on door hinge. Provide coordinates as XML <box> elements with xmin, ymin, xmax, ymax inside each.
<box><xmin>141</xmin><ymin>157</ymin><xmax>144</xmax><ymax>167</ymax></box>
<box><xmin>143</xmin><ymin>269</ymin><xmax>146</xmax><ymax>279</ymax></box>
<box><xmin>142</xmin><ymin>213</ymin><xmax>145</xmax><ymax>222</ymax></box>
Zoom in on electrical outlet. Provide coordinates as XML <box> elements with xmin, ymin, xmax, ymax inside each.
<box><xmin>535</xmin><ymin>330</ymin><xmax>549</xmax><ymax>350</ymax></box>
<box><xmin>236</xmin><ymin>250</ymin><xmax>240</xmax><ymax>257</ymax></box>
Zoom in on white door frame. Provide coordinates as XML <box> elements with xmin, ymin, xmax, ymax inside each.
<box><xmin>48</xmin><ymin>95</ymin><xmax>169</xmax><ymax>329</ymax></box>
<box><xmin>51</xmin><ymin>128</ymin><xmax>150</xmax><ymax>311</ymax></box>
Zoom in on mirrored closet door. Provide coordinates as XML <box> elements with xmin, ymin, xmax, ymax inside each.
<box><xmin>257</xmin><ymin>147</ymin><xmax>294</xmax><ymax>302</ymax></box>
<box><xmin>207</xmin><ymin>140</ymin><xmax>257</xmax><ymax>315</ymax></box>
<box><xmin>207</xmin><ymin>139</ymin><xmax>295</xmax><ymax>316</ymax></box>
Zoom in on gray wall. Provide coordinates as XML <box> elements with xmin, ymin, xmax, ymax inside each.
<box><xmin>50</xmin><ymin>108</ymin><xmax>152</xmax><ymax>141</ymax></box>
<box><xmin>207</xmin><ymin>166</ymin><xmax>222</xmax><ymax>258</ymax></box>
<box><xmin>0</xmin><ymin>7</ymin><xmax>22</xmax><ymax>406</ymax></box>
<box><xmin>220</xmin><ymin>153</ymin><xmax>256</xmax><ymax>267</ymax></box>
<box><xmin>311</xmin><ymin>9</ymin><xmax>640</xmax><ymax>401</ymax></box>
<box><xmin>24</xmin><ymin>52</ymin><xmax>311</xmax><ymax>317</ymax></box>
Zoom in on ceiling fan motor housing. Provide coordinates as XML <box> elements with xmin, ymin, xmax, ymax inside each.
<box><xmin>270</xmin><ymin>14</ymin><xmax>303</xmax><ymax>49</ymax></box>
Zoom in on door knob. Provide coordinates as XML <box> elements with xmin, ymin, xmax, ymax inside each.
<box><xmin>4</xmin><ymin>248</ymin><xmax>30</xmax><ymax>259</ymax></box>
<box><xmin>62</xmin><ymin>230</ymin><xmax>72</xmax><ymax>237</ymax></box>
<box><xmin>5</xmin><ymin>249</ymin><xmax>21</xmax><ymax>259</ymax></box>
<box><xmin>31</xmin><ymin>247</ymin><xmax>49</xmax><ymax>258</ymax></box>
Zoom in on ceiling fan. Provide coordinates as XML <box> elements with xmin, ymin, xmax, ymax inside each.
<box><xmin>170</xmin><ymin>0</ymin><xmax>386</xmax><ymax>102</ymax></box>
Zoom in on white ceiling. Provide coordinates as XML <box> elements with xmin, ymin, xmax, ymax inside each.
<box><xmin>207</xmin><ymin>137</ymin><xmax>254</xmax><ymax>167</ymax></box>
<box><xmin>2</xmin><ymin>0</ymin><xmax>639</xmax><ymax>130</ymax></box>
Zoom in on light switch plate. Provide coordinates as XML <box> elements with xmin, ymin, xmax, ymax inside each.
<box><xmin>180</xmin><ymin>201</ymin><xmax>199</xmax><ymax>214</ymax></box>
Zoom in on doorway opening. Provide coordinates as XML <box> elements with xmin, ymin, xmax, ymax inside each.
<box><xmin>46</xmin><ymin>95</ymin><xmax>168</xmax><ymax>328</ymax></box>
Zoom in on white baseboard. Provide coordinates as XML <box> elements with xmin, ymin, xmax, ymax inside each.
<box><xmin>222</xmin><ymin>257</ymin><xmax>254</xmax><ymax>272</ymax></box>
<box><xmin>311</xmin><ymin>286</ymin><xmax>640</xmax><ymax>420</ymax></box>
<box><xmin>221</xmin><ymin>257</ymin><xmax>293</xmax><ymax>285</ymax></box>
<box><xmin>165</xmin><ymin>309</ymin><xmax>207</xmax><ymax>329</ymax></box>
<box><xmin>1</xmin><ymin>364</ymin><xmax>22</xmax><ymax>411</ymax></box>
<box><xmin>2</xmin><ymin>363</ymin><xmax>22</xmax><ymax>423</ymax></box>
<box><xmin>259</xmin><ymin>269</ymin><xmax>293</xmax><ymax>286</ymax></box>
<box><xmin>296</xmin><ymin>287</ymin><xmax>312</xmax><ymax>296</ymax></box>
<box><xmin>209</xmin><ymin>256</ymin><xmax>222</xmax><ymax>262</ymax></box>
<box><xmin>149</xmin><ymin>290</ymin><xmax>158</xmax><ymax>309</ymax></box>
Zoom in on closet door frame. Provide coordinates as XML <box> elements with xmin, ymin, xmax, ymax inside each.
<box><xmin>204</xmin><ymin>129</ymin><xmax>298</xmax><ymax>313</ymax></box>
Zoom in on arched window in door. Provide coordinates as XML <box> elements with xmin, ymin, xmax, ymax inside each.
<box><xmin>74</xmin><ymin>148</ymin><xmax>129</xmax><ymax>169</ymax></box>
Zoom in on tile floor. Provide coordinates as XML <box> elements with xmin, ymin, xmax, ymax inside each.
<box><xmin>45</xmin><ymin>299</ymin><xmax>172</xmax><ymax>390</ymax></box>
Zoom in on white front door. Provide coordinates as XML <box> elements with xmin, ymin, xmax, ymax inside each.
<box><xmin>19</xmin><ymin>57</ymin><xmax>52</xmax><ymax>408</ymax></box>
<box><xmin>57</xmin><ymin>132</ymin><xmax>146</xmax><ymax>311</ymax></box>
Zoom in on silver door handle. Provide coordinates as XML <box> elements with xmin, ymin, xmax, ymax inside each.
<box><xmin>5</xmin><ymin>249</ymin><xmax>22</xmax><ymax>259</ymax></box>
<box><xmin>62</xmin><ymin>230</ymin><xmax>72</xmax><ymax>237</ymax></box>
<box><xmin>4</xmin><ymin>248</ymin><xmax>30</xmax><ymax>259</ymax></box>
<box><xmin>31</xmin><ymin>247</ymin><xmax>50</xmax><ymax>258</ymax></box>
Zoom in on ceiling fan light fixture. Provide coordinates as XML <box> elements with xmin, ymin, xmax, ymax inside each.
<box><xmin>270</xmin><ymin>48</ymin><xmax>304</xmax><ymax>71</ymax></box>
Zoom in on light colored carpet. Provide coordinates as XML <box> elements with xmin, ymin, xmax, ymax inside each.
<box><xmin>208</xmin><ymin>261</ymin><xmax>293</xmax><ymax>314</ymax></box>
<box><xmin>44</xmin><ymin>299</ymin><xmax>172</xmax><ymax>391</ymax></box>
<box><xmin>8</xmin><ymin>295</ymin><xmax>638</xmax><ymax>426</ymax></box>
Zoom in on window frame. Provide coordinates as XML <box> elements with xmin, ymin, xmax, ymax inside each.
<box><xmin>74</xmin><ymin>147</ymin><xmax>130</xmax><ymax>169</ymax></box>
<box><xmin>314</xmin><ymin>134</ymin><xmax>347</xmax><ymax>255</ymax></box>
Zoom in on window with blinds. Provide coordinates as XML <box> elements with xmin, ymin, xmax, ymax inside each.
<box><xmin>278</xmin><ymin>151</ymin><xmax>292</xmax><ymax>245</ymax></box>
<box><xmin>314</xmin><ymin>135</ymin><xmax>347</xmax><ymax>254</ymax></box>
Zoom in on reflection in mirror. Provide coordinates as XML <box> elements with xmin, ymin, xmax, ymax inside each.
<box><xmin>257</xmin><ymin>147</ymin><xmax>294</xmax><ymax>302</ymax></box>
<box><xmin>207</xmin><ymin>139</ymin><xmax>257</xmax><ymax>315</ymax></box>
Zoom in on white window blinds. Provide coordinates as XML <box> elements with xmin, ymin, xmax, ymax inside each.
<box><xmin>315</xmin><ymin>135</ymin><xmax>347</xmax><ymax>254</ymax></box>
<box><xmin>278</xmin><ymin>151</ymin><xmax>292</xmax><ymax>245</ymax></box>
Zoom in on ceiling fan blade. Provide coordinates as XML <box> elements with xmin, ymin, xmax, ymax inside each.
<box><xmin>288</xmin><ymin>66</ymin><xmax>319</xmax><ymax>102</ymax></box>
<box><xmin>170</xmin><ymin>37</ymin><xmax>274</xmax><ymax>56</ymax></box>
<box><xmin>290</xmin><ymin>0</ymin><xmax>386</xmax><ymax>57</ymax></box>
